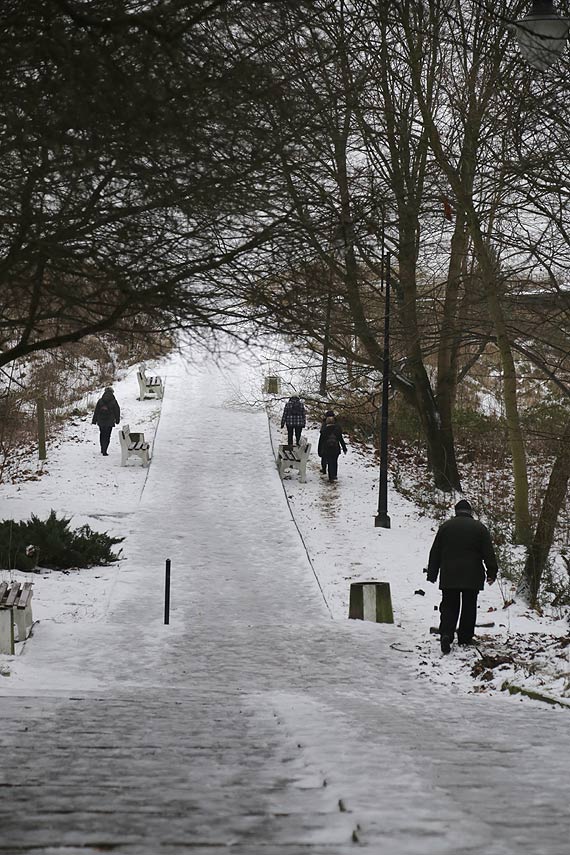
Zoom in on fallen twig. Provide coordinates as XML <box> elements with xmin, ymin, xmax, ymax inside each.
<box><xmin>501</xmin><ymin>681</ymin><xmax>570</xmax><ymax>709</ymax></box>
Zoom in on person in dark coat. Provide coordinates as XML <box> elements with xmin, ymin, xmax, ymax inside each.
<box><xmin>427</xmin><ymin>499</ymin><xmax>498</xmax><ymax>654</ymax></box>
<box><xmin>317</xmin><ymin>415</ymin><xmax>347</xmax><ymax>482</ymax></box>
<box><xmin>92</xmin><ymin>387</ymin><xmax>121</xmax><ymax>456</ymax></box>
<box><xmin>281</xmin><ymin>395</ymin><xmax>306</xmax><ymax>446</ymax></box>
<box><xmin>318</xmin><ymin>410</ymin><xmax>336</xmax><ymax>473</ymax></box>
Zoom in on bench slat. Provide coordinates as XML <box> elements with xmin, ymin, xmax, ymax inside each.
<box><xmin>16</xmin><ymin>583</ymin><xmax>33</xmax><ymax>609</ymax></box>
<box><xmin>4</xmin><ymin>584</ymin><xmax>21</xmax><ymax>608</ymax></box>
<box><xmin>0</xmin><ymin>582</ymin><xmax>7</xmax><ymax>605</ymax></box>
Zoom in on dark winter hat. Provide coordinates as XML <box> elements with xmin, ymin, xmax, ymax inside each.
<box><xmin>104</xmin><ymin>387</ymin><xmax>114</xmax><ymax>394</ymax></box>
<box><xmin>324</xmin><ymin>410</ymin><xmax>335</xmax><ymax>418</ymax></box>
<box><xmin>455</xmin><ymin>499</ymin><xmax>473</xmax><ymax>515</ymax></box>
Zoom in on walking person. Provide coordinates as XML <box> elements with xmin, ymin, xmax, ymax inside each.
<box><xmin>318</xmin><ymin>414</ymin><xmax>347</xmax><ymax>482</ymax></box>
<box><xmin>319</xmin><ymin>410</ymin><xmax>336</xmax><ymax>473</ymax></box>
<box><xmin>427</xmin><ymin>499</ymin><xmax>498</xmax><ymax>654</ymax></box>
<box><xmin>281</xmin><ymin>395</ymin><xmax>306</xmax><ymax>446</ymax></box>
<box><xmin>92</xmin><ymin>387</ymin><xmax>121</xmax><ymax>456</ymax></box>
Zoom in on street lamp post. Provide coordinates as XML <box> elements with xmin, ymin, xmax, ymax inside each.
<box><xmin>375</xmin><ymin>251</ymin><xmax>391</xmax><ymax>529</ymax></box>
<box><xmin>512</xmin><ymin>0</ymin><xmax>570</xmax><ymax>70</ymax></box>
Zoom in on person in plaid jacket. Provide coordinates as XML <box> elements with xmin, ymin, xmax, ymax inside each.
<box><xmin>281</xmin><ymin>395</ymin><xmax>306</xmax><ymax>446</ymax></box>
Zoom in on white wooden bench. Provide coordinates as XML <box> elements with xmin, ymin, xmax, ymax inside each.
<box><xmin>119</xmin><ymin>424</ymin><xmax>151</xmax><ymax>467</ymax></box>
<box><xmin>277</xmin><ymin>441</ymin><xmax>311</xmax><ymax>483</ymax></box>
<box><xmin>0</xmin><ymin>581</ymin><xmax>34</xmax><ymax>655</ymax></box>
<box><xmin>137</xmin><ymin>364</ymin><xmax>164</xmax><ymax>400</ymax></box>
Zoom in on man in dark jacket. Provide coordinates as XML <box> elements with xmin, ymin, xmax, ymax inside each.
<box><xmin>427</xmin><ymin>499</ymin><xmax>498</xmax><ymax>654</ymax></box>
<box><xmin>92</xmin><ymin>387</ymin><xmax>121</xmax><ymax>456</ymax></box>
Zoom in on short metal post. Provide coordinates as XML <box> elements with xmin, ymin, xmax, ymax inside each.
<box><xmin>37</xmin><ymin>398</ymin><xmax>47</xmax><ymax>461</ymax></box>
<box><xmin>164</xmin><ymin>559</ymin><xmax>171</xmax><ymax>625</ymax></box>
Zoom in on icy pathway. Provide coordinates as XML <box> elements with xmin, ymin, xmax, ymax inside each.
<box><xmin>0</xmin><ymin>355</ymin><xmax>569</xmax><ymax>854</ymax></box>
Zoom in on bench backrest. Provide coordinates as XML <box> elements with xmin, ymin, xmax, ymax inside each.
<box><xmin>0</xmin><ymin>581</ymin><xmax>33</xmax><ymax>609</ymax></box>
<box><xmin>120</xmin><ymin>424</ymin><xmax>146</xmax><ymax>449</ymax></box>
<box><xmin>279</xmin><ymin>443</ymin><xmax>311</xmax><ymax>462</ymax></box>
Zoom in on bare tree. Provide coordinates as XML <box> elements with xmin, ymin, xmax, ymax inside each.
<box><xmin>236</xmin><ymin>0</ymin><xmax>474</xmax><ymax>490</ymax></box>
<box><xmin>0</xmin><ymin>0</ymin><xmax>296</xmax><ymax>368</ymax></box>
<box><xmin>393</xmin><ymin>0</ymin><xmax>535</xmax><ymax>542</ymax></box>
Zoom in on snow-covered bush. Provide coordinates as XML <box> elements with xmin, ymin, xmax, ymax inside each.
<box><xmin>0</xmin><ymin>511</ymin><xmax>123</xmax><ymax>571</ymax></box>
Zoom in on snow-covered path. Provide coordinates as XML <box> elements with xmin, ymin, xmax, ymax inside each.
<box><xmin>1</xmin><ymin>356</ymin><xmax>569</xmax><ymax>854</ymax></box>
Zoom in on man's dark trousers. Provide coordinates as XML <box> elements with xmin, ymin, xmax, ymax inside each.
<box><xmin>440</xmin><ymin>589</ymin><xmax>479</xmax><ymax>643</ymax></box>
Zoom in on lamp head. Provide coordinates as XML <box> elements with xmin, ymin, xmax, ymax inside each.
<box><xmin>512</xmin><ymin>0</ymin><xmax>570</xmax><ymax>70</ymax></box>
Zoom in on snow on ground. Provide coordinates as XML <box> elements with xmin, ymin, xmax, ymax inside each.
<box><xmin>270</xmin><ymin>418</ymin><xmax>570</xmax><ymax>707</ymax></box>
<box><xmin>0</xmin><ymin>348</ymin><xmax>568</xmax><ymax>708</ymax></box>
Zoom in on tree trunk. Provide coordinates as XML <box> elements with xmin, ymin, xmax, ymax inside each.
<box><xmin>397</xmin><ymin>214</ymin><xmax>462</xmax><ymax>492</ymax></box>
<box><xmin>331</xmin><ymin>28</ymin><xmax>463</xmax><ymax>491</ymax></box>
<box><xmin>396</xmin><ymin>360</ymin><xmax>461</xmax><ymax>492</ymax></box>
<box><xmin>523</xmin><ymin>417</ymin><xmax>570</xmax><ymax>606</ymax></box>
<box><xmin>469</xmin><ymin>227</ymin><xmax>532</xmax><ymax>545</ymax></box>
<box><xmin>406</xmin><ymin>54</ymin><xmax>532</xmax><ymax>542</ymax></box>
<box><xmin>436</xmin><ymin>212</ymin><xmax>468</xmax><ymax>487</ymax></box>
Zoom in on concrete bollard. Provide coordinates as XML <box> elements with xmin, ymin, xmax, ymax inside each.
<box><xmin>348</xmin><ymin>581</ymin><xmax>394</xmax><ymax>624</ymax></box>
<box><xmin>263</xmin><ymin>376</ymin><xmax>281</xmax><ymax>394</ymax></box>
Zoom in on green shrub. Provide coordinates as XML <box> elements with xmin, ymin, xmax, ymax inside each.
<box><xmin>454</xmin><ymin>407</ymin><xmax>507</xmax><ymax>446</ymax></box>
<box><xmin>0</xmin><ymin>510</ymin><xmax>124</xmax><ymax>571</ymax></box>
<box><xmin>389</xmin><ymin>398</ymin><xmax>422</xmax><ymax>444</ymax></box>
